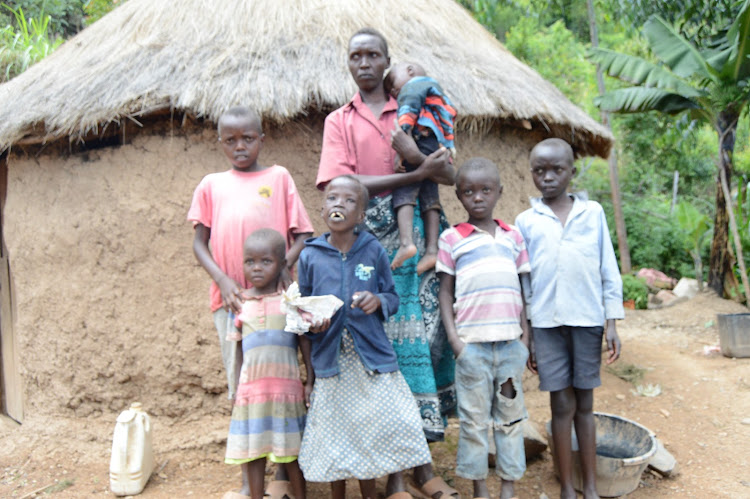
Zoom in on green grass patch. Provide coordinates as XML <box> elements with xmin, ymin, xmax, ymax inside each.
<box><xmin>605</xmin><ymin>362</ymin><xmax>646</xmax><ymax>385</ymax></box>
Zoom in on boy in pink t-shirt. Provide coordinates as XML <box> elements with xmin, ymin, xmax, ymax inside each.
<box><xmin>188</xmin><ymin>106</ymin><xmax>313</xmax><ymax>399</ymax></box>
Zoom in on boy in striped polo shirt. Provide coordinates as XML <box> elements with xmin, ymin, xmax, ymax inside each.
<box><xmin>437</xmin><ymin>158</ymin><xmax>531</xmax><ymax>499</ymax></box>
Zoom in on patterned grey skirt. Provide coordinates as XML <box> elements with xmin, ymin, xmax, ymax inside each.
<box><xmin>298</xmin><ymin>331</ymin><xmax>432</xmax><ymax>482</ymax></box>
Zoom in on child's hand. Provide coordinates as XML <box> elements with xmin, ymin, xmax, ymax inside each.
<box><xmin>304</xmin><ymin>380</ymin><xmax>314</xmax><ymax>408</ymax></box>
<box><xmin>351</xmin><ymin>292</ymin><xmax>380</xmax><ymax>315</ymax></box>
<box><xmin>521</xmin><ymin>328</ymin><xmax>537</xmax><ymax>374</ymax></box>
<box><xmin>605</xmin><ymin>320</ymin><xmax>621</xmax><ymax>364</ymax></box>
<box><xmin>307</xmin><ymin>317</ymin><xmax>330</xmax><ymax>333</ymax></box>
<box><xmin>390</xmin><ymin>119</ymin><xmax>422</xmax><ymax>165</ymax></box>
<box><xmin>278</xmin><ymin>267</ymin><xmax>294</xmax><ymax>292</ymax></box>
<box><xmin>419</xmin><ymin>147</ymin><xmax>454</xmax><ymax>185</ymax></box>
<box><xmin>449</xmin><ymin>338</ymin><xmax>466</xmax><ymax>359</ymax></box>
<box><xmin>393</xmin><ymin>153</ymin><xmax>406</xmax><ymax>173</ymax></box>
<box><xmin>218</xmin><ymin>275</ymin><xmax>243</xmax><ymax>314</ymax></box>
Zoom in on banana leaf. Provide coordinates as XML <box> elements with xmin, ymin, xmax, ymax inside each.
<box><xmin>594</xmin><ymin>87</ymin><xmax>699</xmax><ymax>114</ymax></box>
<box><xmin>588</xmin><ymin>47</ymin><xmax>703</xmax><ymax>98</ymax></box>
<box><xmin>643</xmin><ymin>16</ymin><xmax>714</xmax><ymax>81</ymax></box>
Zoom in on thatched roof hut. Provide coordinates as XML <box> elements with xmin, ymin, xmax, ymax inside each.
<box><xmin>0</xmin><ymin>0</ymin><xmax>611</xmax><ymax>156</ymax></box>
<box><xmin>0</xmin><ymin>0</ymin><xmax>612</xmax><ymax>431</ymax></box>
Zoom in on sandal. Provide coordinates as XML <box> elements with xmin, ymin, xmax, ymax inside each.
<box><xmin>265</xmin><ymin>480</ymin><xmax>295</xmax><ymax>499</ymax></box>
<box><xmin>409</xmin><ymin>476</ymin><xmax>460</xmax><ymax>499</ymax></box>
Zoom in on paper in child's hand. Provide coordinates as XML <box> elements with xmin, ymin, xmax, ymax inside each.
<box><xmin>281</xmin><ymin>282</ymin><xmax>344</xmax><ymax>334</ymax></box>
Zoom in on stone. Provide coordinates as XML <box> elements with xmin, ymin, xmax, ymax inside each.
<box><xmin>673</xmin><ymin>278</ymin><xmax>700</xmax><ymax>299</ymax></box>
<box><xmin>648</xmin><ymin>438</ymin><xmax>679</xmax><ymax>477</ymax></box>
<box><xmin>523</xmin><ymin>419</ymin><xmax>548</xmax><ymax>460</ymax></box>
<box><xmin>637</xmin><ymin>268</ymin><xmax>677</xmax><ymax>289</ymax></box>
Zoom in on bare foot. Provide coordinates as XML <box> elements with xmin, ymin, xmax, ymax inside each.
<box><xmin>391</xmin><ymin>243</ymin><xmax>417</xmax><ymax>270</ymax></box>
<box><xmin>560</xmin><ymin>484</ymin><xmax>578</xmax><ymax>499</ymax></box>
<box><xmin>582</xmin><ymin>485</ymin><xmax>599</xmax><ymax>499</ymax></box>
<box><xmin>500</xmin><ymin>478</ymin><xmax>515</xmax><ymax>499</ymax></box>
<box><xmin>416</xmin><ymin>251</ymin><xmax>437</xmax><ymax>275</ymax></box>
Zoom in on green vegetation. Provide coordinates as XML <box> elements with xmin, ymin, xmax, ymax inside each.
<box><xmin>459</xmin><ymin>0</ymin><xmax>750</xmax><ymax>302</ymax></box>
<box><xmin>621</xmin><ymin>274</ymin><xmax>649</xmax><ymax>309</ymax></box>
<box><xmin>589</xmin><ymin>0</ymin><xmax>750</xmax><ymax>299</ymax></box>
<box><xmin>605</xmin><ymin>361</ymin><xmax>646</xmax><ymax>385</ymax></box>
<box><xmin>674</xmin><ymin>201</ymin><xmax>712</xmax><ymax>289</ymax></box>
<box><xmin>0</xmin><ymin>4</ymin><xmax>62</xmax><ymax>81</ymax></box>
<box><xmin>0</xmin><ymin>1</ymin><xmax>123</xmax><ymax>36</ymax></box>
<box><xmin>0</xmin><ymin>0</ymin><xmax>122</xmax><ymax>81</ymax></box>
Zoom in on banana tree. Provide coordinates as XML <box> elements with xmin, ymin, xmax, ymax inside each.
<box><xmin>588</xmin><ymin>0</ymin><xmax>750</xmax><ymax>299</ymax></box>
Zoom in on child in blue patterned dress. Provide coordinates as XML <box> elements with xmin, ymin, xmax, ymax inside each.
<box><xmin>223</xmin><ymin>228</ymin><xmax>312</xmax><ymax>499</ymax></box>
<box><xmin>296</xmin><ymin>175</ymin><xmax>432</xmax><ymax>499</ymax></box>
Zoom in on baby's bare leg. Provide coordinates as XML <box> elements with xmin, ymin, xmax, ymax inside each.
<box><xmin>550</xmin><ymin>387</ymin><xmax>577</xmax><ymax>499</ymax></box>
<box><xmin>392</xmin><ymin>204</ymin><xmax>417</xmax><ymax>270</ymax></box>
<box><xmin>574</xmin><ymin>388</ymin><xmax>599</xmax><ymax>499</ymax></box>
<box><xmin>416</xmin><ymin>208</ymin><xmax>440</xmax><ymax>274</ymax></box>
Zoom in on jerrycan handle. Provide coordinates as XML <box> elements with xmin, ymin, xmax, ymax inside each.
<box><xmin>131</xmin><ymin>403</ymin><xmax>150</xmax><ymax>433</ymax></box>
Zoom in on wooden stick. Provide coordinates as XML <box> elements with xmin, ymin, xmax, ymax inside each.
<box><xmin>20</xmin><ymin>482</ymin><xmax>56</xmax><ymax>499</ymax></box>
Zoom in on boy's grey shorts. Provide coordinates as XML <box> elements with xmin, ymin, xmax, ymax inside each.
<box><xmin>533</xmin><ymin>326</ymin><xmax>604</xmax><ymax>392</ymax></box>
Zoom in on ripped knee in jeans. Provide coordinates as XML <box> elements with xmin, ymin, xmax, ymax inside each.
<box><xmin>495</xmin><ymin>376</ymin><xmax>527</xmax><ymax>433</ymax></box>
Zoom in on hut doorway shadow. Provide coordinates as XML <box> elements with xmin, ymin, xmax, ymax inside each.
<box><xmin>0</xmin><ymin>153</ymin><xmax>22</xmax><ymax>423</ymax></box>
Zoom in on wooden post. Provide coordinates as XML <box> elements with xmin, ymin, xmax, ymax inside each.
<box><xmin>0</xmin><ymin>153</ymin><xmax>23</xmax><ymax>422</ymax></box>
<box><xmin>587</xmin><ymin>0</ymin><xmax>631</xmax><ymax>273</ymax></box>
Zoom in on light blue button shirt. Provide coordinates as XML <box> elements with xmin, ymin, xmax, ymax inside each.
<box><xmin>515</xmin><ymin>193</ymin><xmax>624</xmax><ymax>328</ymax></box>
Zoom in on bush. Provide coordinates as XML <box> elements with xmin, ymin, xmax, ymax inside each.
<box><xmin>622</xmin><ymin>274</ymin><xmax>649</xmax><ymax>309</ymax></box>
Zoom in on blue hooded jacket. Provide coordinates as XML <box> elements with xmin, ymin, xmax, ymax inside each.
<box><xmin>298</xmin><ymin>231</ymin><xmax>400</xmax><ymax>378</ymax></box>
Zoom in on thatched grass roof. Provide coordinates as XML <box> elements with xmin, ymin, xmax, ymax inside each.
<box><xmin>0</xmin><ymin>0</ymin><xmax>613</xmax><ymax>157</ymax></box>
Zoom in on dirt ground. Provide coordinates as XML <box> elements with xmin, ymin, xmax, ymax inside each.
<box><xmin>1</xmin><ymin>290</ymin><xmax>749</xmax><ymax>498</ymax></box>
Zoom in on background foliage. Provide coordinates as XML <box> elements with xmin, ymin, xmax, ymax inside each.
<box><xmin>459</xmin><ymin>0</ymin><xmax>750</xmax><ymax>291</ymax></box>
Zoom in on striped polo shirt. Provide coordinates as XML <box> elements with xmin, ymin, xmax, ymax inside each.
<box><xmin>436</xmin><ymin>220</ymin><xmax>530</xmax><ymax>343</ymax></box>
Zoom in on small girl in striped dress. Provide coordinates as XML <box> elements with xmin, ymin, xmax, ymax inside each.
<box><xmin>223</xmin><ymin>228</ymin><xmax>312</xmax><ymax>499</ymax></box>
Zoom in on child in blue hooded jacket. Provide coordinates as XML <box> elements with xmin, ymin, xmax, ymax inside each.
<box><xmin>296</xmin><ymin>175</ymin><xmax>432</xmax><ymax>499</ymax></box>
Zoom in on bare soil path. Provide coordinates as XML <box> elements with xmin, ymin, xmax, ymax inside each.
<box><xmin>2</xmin><ymin>291</ymin><xmax>749</xmax><ymax>498</ymax></box>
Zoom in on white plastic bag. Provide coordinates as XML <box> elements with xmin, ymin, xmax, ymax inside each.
<box><xmin>281</xmin><ymin>282</ymin><xmax>344</xmax><ymax>334</ymax></box>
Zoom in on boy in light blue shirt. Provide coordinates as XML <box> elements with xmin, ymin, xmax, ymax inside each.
<box><xmin>515</xmin><ymin>138</ymin><xmax>624</xmax><ymax>499</ymax></box>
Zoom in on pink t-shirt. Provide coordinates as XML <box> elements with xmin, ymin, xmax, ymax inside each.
<box><xmin>188</xmin><ymin>165</ymin><xmax>314</xmax><ymax>312</ymax></box>
<box><xmin>316</xmin><ymin>93</ymin><xmax>399</xmax><ymax>189</ymax></box>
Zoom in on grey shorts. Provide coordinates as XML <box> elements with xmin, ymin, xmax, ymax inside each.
<box><xmin>533</xmin><ymin>326</ymin><xmax>604</xmax><ymax>392</ymax></box>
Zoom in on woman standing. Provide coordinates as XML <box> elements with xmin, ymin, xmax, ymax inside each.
<box><xmin>315</xmin><ymin>27</ymin><xmax>460</xmax><ymax>499</ymax></box>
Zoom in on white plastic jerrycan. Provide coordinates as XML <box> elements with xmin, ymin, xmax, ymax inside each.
<box><xmin>109</xmin><ymin>402</ymin><xmax>155</xmax><ymax>496</ymax></box>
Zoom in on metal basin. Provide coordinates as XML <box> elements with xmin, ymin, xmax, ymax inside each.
<box><xmin>546</xmin><ymin>412</ymin><xmax>657</xmax><ymax>497</ymax></box>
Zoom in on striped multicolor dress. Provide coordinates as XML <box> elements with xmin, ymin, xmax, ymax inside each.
<box><xmin>225</xmin><ymin>292</ymin><xmax>306</xmax><ymax>464</ymax></box>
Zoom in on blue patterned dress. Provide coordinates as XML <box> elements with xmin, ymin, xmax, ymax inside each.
<box><xmin>363</xmin><ymin>195</ymin><xmax>456</xmax><ymax>442</ymax></box>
